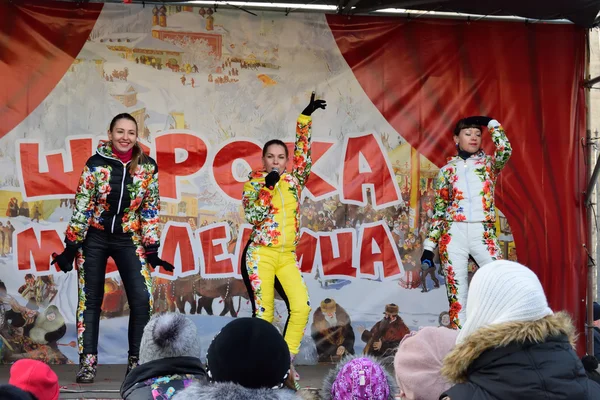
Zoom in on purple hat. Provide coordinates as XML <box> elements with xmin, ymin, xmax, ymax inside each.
<box><xmin>322</xmin><ymin>355</ymin><xmax>395</xmax><ymax>400</ymax></box>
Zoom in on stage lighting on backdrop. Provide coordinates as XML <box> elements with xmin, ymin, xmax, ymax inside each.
<box><xmin>188</xmin><ymin>1</ymin><xmax>338</xmax><ymax>11</ymax></box>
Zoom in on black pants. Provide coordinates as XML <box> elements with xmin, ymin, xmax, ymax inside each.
<box><xmin>77</xmin><ymin>228</ymin><xmax>152</xmax><ymax>357</ymax></box>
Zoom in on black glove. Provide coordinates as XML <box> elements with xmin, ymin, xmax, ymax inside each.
<box><xmin>51</xmin><ymin>245</ymin><xmax>79</xmax><ymax>273</ymax></box>
<box><xmin>265</xmin><ymin>170</ymin><xmax>280</xmax><ymax>190</ymax></box>
<box><xmin>420</xmin><ymin>250</ymin><xmax>434</xmax><ymax>268</ymax></box>
<box><xmin>146</xmin><ymin>252</ymin><xmax>175</xmax><ymax>272</ymax></box>
<box><xmin>301</xmin><ymin>92</ymin><xmax>327</xmax><ymax>116</ymax></box>
<box><xmin>463</xmin><ymin>116</ymin><xmax>493</xmax><ymax>127</ymax></box>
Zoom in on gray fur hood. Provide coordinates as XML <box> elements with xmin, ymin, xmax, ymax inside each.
<box><xmin>172</xmin><ymin>381</ymin><xmax>310</xmax><ymax>400</ymax></box>
<box><xmin>321</xmin><ymin>354</ymin><xmax>397</xmax><ymax>400</ymax></box>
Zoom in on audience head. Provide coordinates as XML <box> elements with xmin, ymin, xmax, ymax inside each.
<box><xmin>139</xmin><ymin>312</ymin><xmax>202</xmax><ymax>364</ymax></box>
<box><xmin>0</xmin><ymin>384</ymin><xmax>37</xmax><ymax>400</ymax></box>
<box><xmin>322</xmin><ymin>355</ymin><xmax>395</xmax><ymax>400</ymax></box>
<box><xmin>394</xmin><ymin>326</ymin><xmax>458</xmax><ymax>399</ymax></box>
<box><xmin>8</xmin><ymin>359</ymin><xmax>59</xmax><ymax>400</ymax></box>
<box><xmin>457</xmin><ymin>260</ymin><xmax>553</xmax><ymax>344</ymax></box>
<box><xmin>206</xmin><ymin>317</ymin><xmax>290</xmax><ymax>389</ymax></box>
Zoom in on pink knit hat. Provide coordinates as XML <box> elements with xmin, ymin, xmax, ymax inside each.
<box><xmin>393</xmin><ymin>326</ymin><xmax>458</xmax><ymax>400</ymax></box>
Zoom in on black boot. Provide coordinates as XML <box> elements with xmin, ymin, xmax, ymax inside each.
<box><xmin>76</xmin><ymin>353</ymin><xmax>97</xmax><ymax>383</ymax></box>
<box><xmin>126</xmin><ymin>355</ymin><xmax>139</xmax><ymax>376</ymax></box>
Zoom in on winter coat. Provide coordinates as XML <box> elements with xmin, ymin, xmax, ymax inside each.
<box><xmin>321</xmin><ymin>354</ymin><xmax>397</xmax><ymax>400</ymax></box>
<box><xmin>424</xmin><ymin>121</ymin><xmax>511</xmax><ymax>251</ymax></box>
<box><xmin>120</xmin><ymin>356</ymin><xmax>207</xmax><ymax>400</ymax></box>
<box><xmin>242</xmin><ymin>114</ymin><xmax>312</xmax><ymax>251</ymax></box>
<box><xmin>440</xmin><ymin>312</ymin><xmax>600</xmax><ymax>399</ymax></box>
<box><xmin>65</xmin><ymin>141</ymin><xmax>161</xmax><ymax>251</ymax></box>
<box><xmin>172</xmin><ymin>381</ymin><xmax>312</xmax><ymax>400</ymax></box>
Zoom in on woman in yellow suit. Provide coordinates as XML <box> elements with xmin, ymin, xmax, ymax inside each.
<box><xmin>242</xmin><ymin>93</ymin><xmax>326</xmax><ymax>382</ymax></box>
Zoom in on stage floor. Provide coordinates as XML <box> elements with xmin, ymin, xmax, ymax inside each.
<box><xmin>0</xmin><ymin>364</ymin><xmax>333</xmax><ymax>399</ymax></box>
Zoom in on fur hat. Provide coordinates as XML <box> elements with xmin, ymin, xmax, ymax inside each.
<box><xmin>0</xmin><ymin>384</ymin><xmax>37</xmax><ymax>400</ymax></box>
<box><xmin>393</xmin><ymin>327</ymin><xmax>458</xmax><ymax>399</ymax></box>
<box><xmin>139</xmin><ymin>313</ymin><xmax>202</xmax><ymax>364</ymax></box>
<box><xmin>8</xmin><ymin>360</ymin><xmax>59</xmax><ymax>400</ymax></box>
<box><xmin>322</xmin><ymin>354</ymin><xmax>396</xmax><ymax>400</ymax></box>
<box><xmin>320</xmin><ymin>298</ymin><xmax>337</xmax><ymax>312</ymax></box>
<box><xmin>206</xmin><ymin>318</ymin><xmax>290</xmax><ymax>389</ymax></box>
<box><xmin>384</xmin><ymin>304</ymin><xmax>399</xmax><ymax>316</ymax></box>
<box><xmin>457</xmin><ymin>260</ymin><xmax>553</xmax><ymax>344</ymax></box>
<box><xmin>172</xmin><ymin>381</ymin><xmax>311</xmax><ymax>400</ymax></box>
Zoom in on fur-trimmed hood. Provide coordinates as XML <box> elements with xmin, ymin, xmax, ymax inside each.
<box><xmin>440</xmin><ymin>312</ymin><xmax>600</xmax><ymax>399</ymax></box>
<box><xmin>321</xmin><ymin>354</ymin><xmax>396</xmax><ymax>400</ymax></box>
<box><xmin>442</xmin><ymin>312</ymin><xmax>575</xmax><ymax>383</ymax></box>
<box><xmin>171</xmin><ymin>381</ymin><xmax>313</xmax><ymax>400</ymax></box>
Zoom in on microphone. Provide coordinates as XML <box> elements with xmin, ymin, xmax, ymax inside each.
<box><xmin>268</xmin><ymin>167</ymin><xmax>279</xmax><ymax>190</ymax></box>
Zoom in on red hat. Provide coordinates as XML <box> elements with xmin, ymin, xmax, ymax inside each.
<box><xmin>9</xmin><ymin>359</ymin><xmax>59</xmax><ymax>400</ymax></box>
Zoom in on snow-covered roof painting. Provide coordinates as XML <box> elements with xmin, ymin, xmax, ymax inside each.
<box><xmin>96</xmin><ymin>33</ymin><xmax>184</xmax><ymax>53</ymax></box>
<box><xmin>152</xmin><ymin>11</ymin><xmax>227</xmax><ymax>34</ymax></box>
<box><xmin>108</xmin><ymin>82</ymin><xmax>135</xmax><ymax>95</ymax></box>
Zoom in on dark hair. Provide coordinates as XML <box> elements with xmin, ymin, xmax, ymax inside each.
<box><xmin>262</xmin><ymin>139</ymin><xmax>288</xmax><ymax>158</ymax></box>
<box><xmin>453</xmin><ymin>119</ymin><xmax>483</xmax><ymax>136</ymax></box>
<box><xmin>109</xmin><ymin>113</ymin><xmax>148</xmax><ymax>175</ymax></box>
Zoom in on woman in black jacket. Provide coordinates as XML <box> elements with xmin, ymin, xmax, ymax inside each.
<box><xmin>440</xmin><ymin>260</ymin><xmax>600</xmax><ymax>399</ymax></box>
<box><xmin>51</xmin><ymin>113</ymin><xmax>174</xmax><ymax>383</ymax></box>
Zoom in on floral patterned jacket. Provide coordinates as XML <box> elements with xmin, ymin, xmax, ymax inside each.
<box><xmin>65</xmin><ymin>141</ymin><xmax>161</xmax><ymax>251</ymax></box>
<box><xmin>424</xmin><ymin>120</ymin><xmax>512</xmax><ymax>251</ymax></box>
<box><xmin>242</xmin><ymin>114</ymin><xmax>312</xmax><ymax>250</ymax></box>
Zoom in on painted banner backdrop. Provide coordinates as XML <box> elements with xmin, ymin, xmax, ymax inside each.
<box><xmin>0</xmin><ymin>1</ymin><xmax>587</xmax><ymax>364</ymax></box>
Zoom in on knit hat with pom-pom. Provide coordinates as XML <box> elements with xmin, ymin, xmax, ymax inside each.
<box><xmin>139</xmin><ymin>313</ymin><xmax>202</xmax><ymax>364</ymax></box>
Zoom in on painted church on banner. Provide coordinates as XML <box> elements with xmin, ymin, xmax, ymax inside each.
<box><xmin>0</xmin><ymin>3</ymin><xmax>524</xmax><ymax>365</ymax></box>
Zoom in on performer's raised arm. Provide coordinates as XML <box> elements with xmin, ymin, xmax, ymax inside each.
<box><xmin>292</xmin><ymin>92</ymin><xmax>325</xmax><ymax>187</ymax></box>
<box><xmin>488</xmin><ymin>119</ymin><xmax>512</xmax><ymax>173</ymax></box>
<box><xmin>419</xmin><ymin>115</ymin><xmax>509</xmax><ymax>329</ymax></box>
<box><xmin>241</xmin><ymin>92</ymin><xmax>325</xmax><ymax>389</ymax></box>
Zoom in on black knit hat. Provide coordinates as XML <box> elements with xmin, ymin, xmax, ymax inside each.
<box><xmin>206</xmin><ymin>317</ymin><xmax>290</xmax><ymax>389</ymax></box>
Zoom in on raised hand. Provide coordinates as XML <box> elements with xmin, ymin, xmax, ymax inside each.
<box><xmin>301</xmin><ymin>92</ymin><xmax>327</xmax><ymax>116</ymax></box>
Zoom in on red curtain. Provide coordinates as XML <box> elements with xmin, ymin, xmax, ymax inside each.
<box><xmin>0</xmin><ymin>1</ymin><xmax>102</xmax><ymax>138</ymax></box>
<box><xmin>327</xmin><ymin>15</ymin><xmax>588</xmax><ymax>353</ymax></box>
